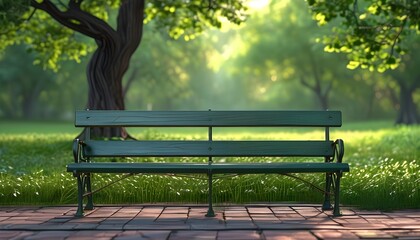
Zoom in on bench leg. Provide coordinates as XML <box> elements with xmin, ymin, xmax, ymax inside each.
<box><xmin>84</xmin><ymin>173</ymin><xmax>94</xmax><ymax>211</ymax></box>
<box><xmin>205</xmin><ymin>173</ymin><xmax>215</xmax><ymax>217</ymax></box>
<box><xmin>75</xmin><ymin>174</ymin><xmax>84</xmax><ymax>217</ymax></box>
<box><xmin>322</xmin><ymin>173</ymin><xmax>333</xmax><ymax>210</ymax></box>
<box><xmin>333</xmin><ymin>172</ymin><xmax>342</xmax><ymax>217</ymax></box>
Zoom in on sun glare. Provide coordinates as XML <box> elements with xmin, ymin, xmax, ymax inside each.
<box><xmin>248</xmin><ymin>0</ymin><xmax>270</xmax><ymax>10</ymax></box>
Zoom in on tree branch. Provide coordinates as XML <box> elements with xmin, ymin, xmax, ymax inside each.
<box><xmin>66</xmin><ymin>2</ymin><xmax>118</xmax><ymax>41</ymax></box>
<box><xmin>389</xmin><ymin>19</ymin><xmax>406</xmax><ymax>59</ymax></box>
<box><xmin>30</xmin><ymin>0</ymin><xmax>117</xmax><ymax>41</ymax></box>
<box><xmin>299</xmin><ymin>76</ymin><xmax>316</xmax><ymax>92</ymax></box>
<box><xmin>308</xmin><ymin>50</ymin><xmax>322</xmax><ymax>94</ymax></box>
<box><xmin>30</xmin><ymin>0</ymin><xmax>96</xmax><ymax>38</ymax></box>
<box><xmin>69</xmin><ymin>0</ymin><xmax>83</xmax><ymax>8</ymax></box>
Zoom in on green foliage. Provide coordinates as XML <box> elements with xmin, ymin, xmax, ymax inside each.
<box><xmin>124</xmin><ymin>23</ymin><xmax>194</xmax><ymax>110</ymax></box>
<box><xmin>80</xmin><ymin>0</ymin><xmax>120</xmax><ymax>20</ymax></box>
<box><xmin>208</xmin><ymin>0</ymin><xmax>396</xmax><ymax>116</ymax></box>
<box><xmin>227</xmin><ymin>0</ymin><xmax>345</xmax><ymax>109</ymax></box>
<box><xmin>0</xmin><ymin>45</ymin><xmax>87</xmax><ymax>119</ymax></box>
<box><xmin>0</xmin><ymin>1</ymin><xmax>30</xmax><ymax>53</ymax></box>
<box><xmin>145</xmin><ymin>0</ymin><xmax>247</xmax><ymax>40</ymax></box>
<box><xmin>1</xmin><ymin>7</ymin><xmax>94</xmax><ymax>71</ymax></box>
<box><xmin>0</xmin><ymin>0</ymin><xmax>247</xmax><ymax>71</ymax></box>
<box><xmin>23</xmin><ymin>12</ymin><xmax>93</xmax><ymax>70</ymax></box>
<box><xmin>0</xmin><ymin>0</ymin><xmax>113</xmax><ymax>70</ymax></box>
<box><xmin>307</xmin><ymin>0</ymin><xmax>420</xmax><ymax>72</ymax></box>
<box><xmin>0</xmin><ymin>0</ymin><xmax>30</xmax><ymax>29</ymax></box>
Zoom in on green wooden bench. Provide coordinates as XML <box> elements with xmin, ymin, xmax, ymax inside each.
<box><xmin>67</xmin><ymin>110</ymin><xmax>349</xmax><ymax>217</ymax></box>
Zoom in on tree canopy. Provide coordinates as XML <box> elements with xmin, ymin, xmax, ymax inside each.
<box><xmin>1</xmin><ymin>0</ymin><xmax>409</xmax><ymax>123</ymax></box>
<box><xmin>307</xmin><ymin>0</ymin><xmax>420</xmax><ymax>72</ymax></box>
<box><xmin>0</xmin><ymin>0</ymin><xmax>247</xmax><ymax>71</ymax></box>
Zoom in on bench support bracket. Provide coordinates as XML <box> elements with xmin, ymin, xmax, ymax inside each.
<box><xmin>75</xmin><ymin>172</ymin><xmax>94</xmax><ymax>217</ymax></box>
<box><xmin>85</xmin><ymin>173</ymin><xmax>94</xmax><ymax>211</ymax></box>
<box><xmin>205</xmin><ymin>123</ymin><xmax>215</xmax><ymax>217</ymax></box>
<box><xmin>322</xmin><ymin>172</ymin><xmax>333</xmax><ymax>210</ymax></box>
<box><xmin>75</xmin><ymin>174</ymin><xmax>85</xmax><ymax>217</ymax></box>
<box><xmin>205</xmin><ymin>172</ymin><xmax>215</xmax><ymax>217</ymax></box>
<box><xmin>333</xmin><ymin>172</ymin><xmax>342</xmax><ymax>216</ymax></box>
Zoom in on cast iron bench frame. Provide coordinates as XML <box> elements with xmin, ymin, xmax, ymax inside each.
<box><xmin>67</xmin><ymin>110</ymin><xmax>349</xmax><ymax>217</ymax></box>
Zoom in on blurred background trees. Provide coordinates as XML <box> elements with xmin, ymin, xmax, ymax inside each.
<box><xmin>307</xmin><ymin>0</ymin><xmax>420</xmax><ymax>123</ymax></box>
<box><xmin>0</xmin><ymin>0</ymin><xmax>418</xmax><ymax>124</ymax></box>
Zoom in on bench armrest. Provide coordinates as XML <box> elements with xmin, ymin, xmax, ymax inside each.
<box><xmin>72</xmin><ymin>139</ymin><xmax>87</xmax><ymax>163</ymax></box>
<box><xmin>333</xmin><ymin>139</ymin><xmax>344</xmax><ymax>163</ymax></box>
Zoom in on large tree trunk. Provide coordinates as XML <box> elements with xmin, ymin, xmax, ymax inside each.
<box><xmin>87</xmin><ymin>1</ymin><xmax>145</xmax><ymax>138</ymax></box>
<box><xmin>31</xmin><ymin>0</ymin><xmax>145</xmax><ymax>138</ymax></box>
<box><xmin>86</xmin><ymin>42</ymin><xmax>127</xmax><ymax>138</ymax></box>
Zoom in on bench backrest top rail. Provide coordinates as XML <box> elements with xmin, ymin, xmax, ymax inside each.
<box><xmin>76</xmin><ymin>110</ymin><xmax>342</xmax><ymax>127</ymax></box>
<box><xmin>82</xmin><ymin>140</ymin><xmax>335</xmax><ymax>157</ymax></box>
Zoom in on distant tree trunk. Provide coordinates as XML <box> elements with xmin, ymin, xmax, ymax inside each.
<box><xmin>395</xmin><ymin>83</ymin><xmax>419</xmax><ymax>125</ymax></box>
<box><xmin>365</xmin><ymin>86</ymin><xmax>375</xmax><ymax>119</ymax></box>
<box><xmin>21</xmin><ymin>78</ymin><xmax>45</xmax><ymax>119</ymax></box>
<box><xmin>318</xmin><ymin>94</ymin><xmax>329</xmax><ymax>111</ymax></box>
<box><xmin>299</xmin><ymin>51</ymin><xmax>333</xmax><ymax>110</ymax></box>
<box><xmin>22</xmin><ymin>97</ymin><xmax>36</xmax><ymax>119</ymax></box>
<box><xmin>31</xmin><ymin>0</ymin><xmax>145</xmax><ymax>138</ymax></box>
<box><xmin>299</xmin><ymin>75</ymin><xmax>332</xmax><ymax>110</ymax></box>
<box><xmin>393</xmin><ymin>76</ymin><xmax>419</xmax><ymax>125</ymax></box>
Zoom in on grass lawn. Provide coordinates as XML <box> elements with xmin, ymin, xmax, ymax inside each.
<box><xmin>0</xmin><ymin>119</ymin><xmax>419</xmax><ymax>210</ymax></box>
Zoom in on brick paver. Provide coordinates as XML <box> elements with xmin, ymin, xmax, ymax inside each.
<box><xmin>0</xmin><ymin>204</ymin><xmax>419</xmax><ymax>239</ymax></box>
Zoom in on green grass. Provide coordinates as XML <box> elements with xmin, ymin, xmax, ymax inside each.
<box><xmin>0</xmin><ymin>120</ymin><xmax>78</xmax><ymax>134</ymax></box>
<box><xmin>0</xmin><ymin>120</ymin><xmax>419</xmax><ymax>210</ymax></box>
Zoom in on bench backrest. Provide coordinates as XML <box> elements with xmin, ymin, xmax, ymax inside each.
<box><xmin>76</xmin><ymin>110</ymin><xmax>341</xmax><ymax>158</ymax></box>
<box><xmin>76</xmin><ymin>110</ymin><xmax>341</xmax><ymax>127</ymax></box>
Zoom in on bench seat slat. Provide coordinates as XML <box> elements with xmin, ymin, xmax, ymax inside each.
<box><xmin>67</xmin><ymin>162</ymin><xmax>350</xmax><ymax>174</ymax></box>
<box><xmin>82</xmin><ymin>140</ymin><xmax>334</xmax><ymax>157</ymax></box>
<box><xmin>76</xmin><ymin>110</ymin><xmax>341</xmax><ymax>127</ymax></box>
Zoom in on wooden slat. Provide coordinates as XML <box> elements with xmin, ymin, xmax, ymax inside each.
<box><xmin>67</xmin><ymin>162</ymin><xmax>350</xmax><ymax>174</ymax></box>
<box><xmin>75</xmin><ymin>110</ymin><xmax>342</xmax><ymax>127</ymax></box>
<box><xmin>82</xmin><ymin>140</ymin><xmax>334</xmax><ymax>157</ymax></box>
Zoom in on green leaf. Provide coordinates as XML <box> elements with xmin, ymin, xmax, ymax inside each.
<box><xmin>386</xmin><ymin>57</ymin><xmax>396</xmax><ymax>65</ymax></box>
<box><xmin>346</xmin><ymin>61</ymin><xmax>360</xmax><ymax>70</ymax></box>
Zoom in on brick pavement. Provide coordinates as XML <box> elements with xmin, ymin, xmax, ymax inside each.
<box><xmin>0</xmin><ymin>204</ymin><xmax>419</xmax><ymax>239</ymax></box>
